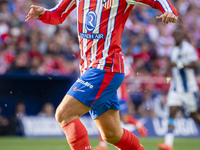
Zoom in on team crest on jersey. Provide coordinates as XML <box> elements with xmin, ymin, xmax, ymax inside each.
<box><xmin>102</xmin><ymin>0</ymin><xmax>113</xmax><ymax>9</ymax></box>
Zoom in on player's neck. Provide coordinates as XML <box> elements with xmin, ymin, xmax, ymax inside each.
<box><xmin>175</xmin><ymin>41</ymin><xmax>183</xmax><ymax>47</ymax></box>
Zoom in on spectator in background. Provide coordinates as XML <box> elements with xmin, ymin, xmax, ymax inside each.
<box><xmin>0</xmin><ymin>107</ymin><xmax>10</xmax><ymax>135</ymax></box>
<box><xmin>6</xmin><ymin>51</ymin><xmax>29</xmax><ymax>74</ymax></box>
<box><xmin>39</xmin><ymin>102</ymin><xmax>55</xmax><ymax>117</ymax></box>
<box><xmin>10</xmin><ymin>101</ymin><xmax>26</xmax><ymax>136</ymax></box>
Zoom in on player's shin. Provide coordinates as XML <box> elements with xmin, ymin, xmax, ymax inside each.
<box><xmin>114</xmin><ymin>128</ymin><xmax>145</xmax><ymax>150</ymax></box>
<box><xmin>165</xmin><ymin>118</ymin><xmax>175</xmax><ymax>146</ymax></box>
<box><xmin>62</xmin><ymin>118</ymin><xmax>91</xmax><ymax>150</ymax></box>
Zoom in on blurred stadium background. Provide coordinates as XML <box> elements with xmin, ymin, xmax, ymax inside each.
<box><xmin>0</xmin><ymin>0</ymin><xmax>200</xmax><ymax>150</ymax></box>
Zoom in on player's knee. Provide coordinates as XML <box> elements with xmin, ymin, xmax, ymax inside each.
<box><xmin>102</xmin><ymin>131</ymin><xmax>122</xmax><ymax>144</ymax></box>
<box><xmin>55</xmin><ymin>104</ymin><xmax>80</xmax><ymax>127</ymax></box>
<box><xmin>55</xmin><ymin>107</ymin><xmax>64</xmax><ymax>124</ymax></box>
<box><xmin>55</xmin><ymin>105</ymin><xmax>71</xmax><ymax>126</ymax></box>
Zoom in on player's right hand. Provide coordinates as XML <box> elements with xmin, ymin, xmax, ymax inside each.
<box><xmin>156</xmin><ymin>11</ymin><xmax>178</xmax><ymax>24</ymax></box>
<box><xmin>25</xmin><ymin>5</ymin><xmax>45</xmax><ymax>22</ymax></box>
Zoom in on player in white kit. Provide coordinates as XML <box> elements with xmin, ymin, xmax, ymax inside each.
<box><xmin>158</xmin><ymin>26</ymin><xmax>200</xmax><ymax>150</ymax></box>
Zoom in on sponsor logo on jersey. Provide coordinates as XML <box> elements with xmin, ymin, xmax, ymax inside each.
<box><xmin>77</xmin><ymin>78</ymin><xmax>94</xmax><ymax>89</ymax></box>
<box><xmin>80</xmin><ymin>33</ymin><xmax>105</xmax><ymax>39</ymax></box>
<box><xmin>86</xmin><ymin>11</ymin><xmax>97</xmax><ymax>32</ymax></box>
<box><xmin>102</xmin><ymin>0</ymin><xmax>113</xmax><ymax>9</ymax></box>
<box><xmin>73</xmin><ymin>87</ymin><xmax>85</xmax><ymax>92</ymax></box>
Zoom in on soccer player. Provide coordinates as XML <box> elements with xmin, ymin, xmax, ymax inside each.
<box><xmin>26</xmin><ymin>0</ymin><xmax>178</xmax><ymax>150</ymax></box>
<box><xmin>95</xmin><ymin>55</ymin><xmax>147</xmax><ymax>150</ymax></box>
<box><xmin>158</xmin><ymin>26</ymin><xmax>200</xmax><ymax>150</ymax></box>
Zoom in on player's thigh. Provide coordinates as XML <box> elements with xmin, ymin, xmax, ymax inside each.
<box><xmin>56</xmin><ymin>94</ymin><xmax>91</xmax><ymax>126</ymax></box>
<box><xmin>182</xmin><ymin>92</ymin><xmax>198</xmax><ymax>113</ymax></box>
<box><xmin>167</xmin><ymin>91</ymin><xmax>182</xmax><ymax>107</ymax></box>
<box><xmin>94</xmin><ymin>109</ymin><xmax>123</xmax><ymax>140</ymax></box>
<box><xmin>169</xmin><ymin>106</ymin><xmax>180</xmax><ymax>118</ymax></box>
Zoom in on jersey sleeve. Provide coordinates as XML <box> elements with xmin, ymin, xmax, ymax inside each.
<box><xmin>38</xmin><ymin>0</ymin><xmax>76</xmax><ymax>25</ymax></box>
<box><xmin>126</xmin><ymin>0</ymin><xmax>178</xmax><ymax>16</ymax></box>
<box><xmin>169</xmin><ymin>47</ymin><xmax>176</xmax><ymax>62</ymax></box>
<box><xmin>187</xmin><ymin>45</ymin><xmax>198</xmax><ymax>63</ymax></box>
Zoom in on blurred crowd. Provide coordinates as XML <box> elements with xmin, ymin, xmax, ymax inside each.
<box><xmin>0</xmin><ymin>0</ymin><xmax>200</xmax><ymax>136</ymax></box>
<box><xmin>0</xmin><ymin>0</ymin><xmax>199</xmax><ymax>76</ymax></box>
<box><xmin>0</xmin><ymin>0</ymin><xmax>79</xmax><ymax>76</ymax></box>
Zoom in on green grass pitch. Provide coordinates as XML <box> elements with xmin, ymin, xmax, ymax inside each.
<box><xmin>0</xmin><ymin>137</ymin><xmax>200</xmax><ymax>150</ymax></box>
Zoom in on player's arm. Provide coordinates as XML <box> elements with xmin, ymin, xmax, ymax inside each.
<box><xmin>182</xmin><ymin>61</ymin><xmax>198</xmax><ymax>69</ymax></box>
<box><xmin>126</xmin><ymin>0</ymin><xmax>178</xmax><ymax>24</ymax></box>
<box><xmin>182</xmin><ymin>45</ymin><xmax>199</xmax><ymax>69</ymax></box>
<box><xmin>25</xmin><ymin>0</ymin><xmax>76</xmax><ymax>25</ymax></box>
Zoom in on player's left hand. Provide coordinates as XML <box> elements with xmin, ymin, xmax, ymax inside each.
<box><xmin>156</xmin><ymin>11</ymin><xmax>178</xmax><ymax>24</ymax></box>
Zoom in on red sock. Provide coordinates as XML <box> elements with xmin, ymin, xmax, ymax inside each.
<box><xmin>98</xmin><ymin>134</ymin><xmax>107</xmax><ymax>146</ymax></box>
<box><xmin>114</xmin><ymin>128</ymin><xmax>145</xmax><ymax>150</ymax></box>
<box><xmin>127</xmin><ymin>115</ymin><xmax>137</xmax><ymax>125</ymax></box>
<box><xmin>100</xmin><ymin>134</ymin><xmax>104</xmax><ymax>142</ymax></box>
<box><xmin>62</xmin><ymin>118</ymin><xmax>91</xmax><ymax>150</ymax></box>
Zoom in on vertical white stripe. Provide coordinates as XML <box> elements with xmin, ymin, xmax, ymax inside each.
<box><xmin>162</xmin><ymin>0</ymin><xmax>172</xmax><ymax>12</ymax></box>
<box><xmin>82</xmin><ymin>0</ymin><xmax>90</xmax><ymax>72</ymax></box>
<box><xmin>89</xmin><ymin>0</ymin><xmax>103</xmax><ymax>68</ymax></box>
<box><xmin>98</xmin><ymin>0</ymin><xmax>119</xmax><ymax>70</ymax></box>
<box><xmin>157</xmin><ymin>0</ymin><xmax>168</xmax><ymax>12</ymax></box>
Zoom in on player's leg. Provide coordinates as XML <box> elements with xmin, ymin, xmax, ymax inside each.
<box><xmin>187</xmin><ymin>92</ymin><xmax>200</xmax><ymax>126</ymax></box>
<box><xmin>120</xmin><ymin>100</ymin><xmax>147</xmax><ymax>138</ymax></box>
<box><xmin>95</xmin><ymin>134</ymin><xmax>108</xmax><ymax>150</ymax></box>
<box><xmin>121</xmin><ymin>114</ymin><xmax>147</xmax><ymax>138</ymax></box>
<box><xmin>158</xmin><ymin>106</ymin><xmax>179</xmax><ymax>150</ymax></box>
<box><xmin>190</xmin><ymin>111</ymin><xmax>200</xmax><ymax>126</ymax></box>
<box><xmin>94</xmin><ymin>109</ymin><xmax>145</xmax><ymax>150</ymax></box>
<box><xmin>158</xmin><ymin>90</ymin><xmax>182</xmax><ymax>150</ymax></box>
<box><xmin>165</xmin><ymin>106</ymin><xmax>179</xmax><ymax>146</ymax></box>
<box><xmin>55</xmin><ymin>95</ymin><xmax>92</xmax><ymax>150</ymax></box>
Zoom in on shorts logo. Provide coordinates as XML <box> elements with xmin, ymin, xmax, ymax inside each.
<box><xmin>73</xmin><ymin>87</ymin><xmax>85</xmax><ymax>92</ymax></box>
<box><xmin>102</xmin><ymin>0</ymin><xmax>113</xmax><ymax>9</ymax></box>
<box><xmin>77</xmin><ymin>78</ymin><xmax>94</xmax><ymax>89</ymax></box>
<box><xmin>86</xmin><ymin>11</ymin><xmax>97</xmax><ymax>32</ymax></box>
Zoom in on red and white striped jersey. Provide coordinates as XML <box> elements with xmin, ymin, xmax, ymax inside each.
<box><xmin>38</xmin><ymin>0</ymin><xmax>177</xmax><ymax>74</ymax></box>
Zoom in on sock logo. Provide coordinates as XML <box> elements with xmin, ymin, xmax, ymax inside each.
<box><xmin>85</xmin><ymin>146</ymin><xmax>91</xmax><ymax>149</ymax></box>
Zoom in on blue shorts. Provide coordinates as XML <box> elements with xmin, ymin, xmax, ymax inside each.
<box><xmin>119</xmin><ymin>100</ymin><xmax>128</xmax><ymax>115</ymax></box>
<box><xmin>67</xmin><ymin>67</ymin><xmax>124</xmax><ymax>119</ymax></box>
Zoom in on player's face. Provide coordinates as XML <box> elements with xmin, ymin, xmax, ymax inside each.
<box><xmin>173</xmin><ymin>30</ymin><xmax>184</xmax><ymax>46</ymax></box>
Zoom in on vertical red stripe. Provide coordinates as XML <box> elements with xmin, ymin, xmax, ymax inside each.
<box><xmin>120</xmin><ymin>54</ymin><xmax>124</xmax><ymax>73</ymax></box>
<box><xmin>78</xmin><ymin>1</ymin><xmax>83</xmax><ymax>33</ymax></box>
<box><xmin>86</xmin><ymin>0</ymin><xmax>97</xmax><ymax>69</ymax></box>
<box><xmin>112</xmin><ymin>52</ymin><xmax>120</xmax><ymax>72</ymax></box>
<box><xmin>91</xmin><ymin>72</ymin><xmax>115</xmax><ymax>106</ymax></box>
